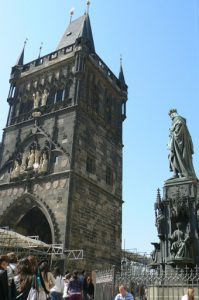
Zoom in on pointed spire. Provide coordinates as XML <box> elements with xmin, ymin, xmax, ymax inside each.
<box><xmin>79</xmin><ymin>13</ymin><xmax>95</xmax><ymax>52</ymax></box>
<box><xmin>156</xmin><ymin>188</ymin><xmax>162</xmax><ymax>207</ymax></box>
<box><xmin>119</xmin><ymin>55</ymin><xmax>126</xmax><ymax>86</ymax></box>
<box><xmin>16</xmin><ymin>38</ymin><xmax>28</xmax><ymax>66</ymax></box>
<box><xmin>57</xmin><ymin>14</ymin><xmax>95</xmax><ymax>52</ymax></box>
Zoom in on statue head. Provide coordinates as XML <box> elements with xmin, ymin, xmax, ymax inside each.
<box><xmin>169</xmin><ymin>109</ymin><xmax>179</xmax><ymax>120</ymax></box>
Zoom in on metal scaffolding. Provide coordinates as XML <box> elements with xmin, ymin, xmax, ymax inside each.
<box><xmin>0</xmin><ymin>228</ymin><xmax>83</xmax><ymax>263</ymax></box>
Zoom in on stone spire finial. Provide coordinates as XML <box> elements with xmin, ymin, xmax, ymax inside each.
<box><xmin>38</xmin><ymin>42</ymin><xmax>43</xmax><ymax>58</ymax></box>
<box><xmin>120</xmin><ymin>54</ymin><xmax>122</xmax><ymax>67</ymax></box>
<box><xmin>70</xmin><ymin>7</ymin><xmax>75</xmax><ymax>23</ymax></box>
<box><xmin>86</xmin><ymin>0</ymin><xmax>91</xmax><ymax>15</ymax></box>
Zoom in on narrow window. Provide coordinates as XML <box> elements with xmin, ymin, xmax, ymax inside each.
<box><xmin>106</xmin><ymin>166</ymin><xmax>113</xmax><ymax>186</ymax></box>
<box><xmin>86</xmin><ymin>154</ymin><xmax>95</xmax><ymax>174</ymax></box>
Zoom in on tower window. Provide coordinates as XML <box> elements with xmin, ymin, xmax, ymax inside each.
<box><xmin>86</xmin><ymin>154</ymin><xmax>96</xmax><ymax>174</ymax></box>
<box><xmin>55</xmin><ymin>89</ymin><xmax>64</xmax><ymax>103</ymax></box>
<box><xmin>106</xmin><ymin>166</ymin><xmax>113</xmax><ymax>186</ymax></box>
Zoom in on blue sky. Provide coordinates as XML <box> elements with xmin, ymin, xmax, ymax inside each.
<box><xmin>1</xmin><ymin>0</ymin><xmax>199</xmax><ymax>255</ymax></box>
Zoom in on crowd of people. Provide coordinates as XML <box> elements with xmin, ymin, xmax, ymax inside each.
<box><xmin>0</xmin><ymin>253</ymin><xmax>94</xmax><ymax>300</ymax></box>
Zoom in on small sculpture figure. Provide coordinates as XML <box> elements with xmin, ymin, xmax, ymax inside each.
<box><xmin>27</xmin><ymin>149</ymin><xmax>35</xmax><ymax>169</ymax></box>
<box><xmin>33</xmin><ymin>149</ymin><xmax>41</xmax><ymax>170</ymax></box>
<box><xmin>20</xmin><ymin>152</ymin><xmax>28</xmax><ymax>174</ymax></box>
<box><xmin>11</xmin><ymin>161</ymin><xmax>20</xmax><ymax>179</ymax></box>
<box><xmin>39</xmin><ymin>152</ymin><xmax>48</xmax><ymax>173</ymax></box>
<box><xmin>169</xmin><ymin>223</ymin><xmax>190</xmax><ymax>259</ymax></box>
<box><xmin>34</xmin><ymin>149</ymin><xmax>40</xmax><ymax>164</ymax></box>
<box><xmin>168</xmin><ymin>109</ymin><xmax>196</xmax><ymax>179</ymax></box>
<box><xmin>33</xmin><ymin>91</ymin><xmax>40</xmax><ymax>109</ymax></box>
<box><xmin>41</xmin><ymin>89</ymin><xmax>49</xmax><ymax>106</ymax></box>
<box><xmin>156</xmin><ymin>209</ymin><xmax>165</xmax><ymax>237</ymax></box>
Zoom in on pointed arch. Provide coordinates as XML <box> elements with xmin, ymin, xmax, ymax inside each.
<box><xmin>0</xmin><ymin>193</ymin><xmax>59</xmax><ymax>244</ymax></box>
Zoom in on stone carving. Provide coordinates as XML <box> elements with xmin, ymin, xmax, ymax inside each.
<box><xmin>10</xmin><ymin>143</ymin><xmax>50</xmax><ymax>181</ymax></box>
<box><xmin>39</xmin><ymin>152</ymin><xmax>48</xmax><ymax>174</ymax></box>
<box><xmin>168</xmin><ymin>109</ymin><xmax>196</xmax><ymax>179</ymax></box>
<box><xmin>170</xmin><ymin>196</ymin><xmax>189</xmax><ymax>222</ymax></box>
<box><xmin>41</xmin><ymin>89</ymin><xmax>49</xmax><ymax>106</ymax></box>
<box><xmin>169</xmin><ymin>223</ymin><xmax>190</xmax><ymax>259</ymax></box>
<box><xmin>20</xmin><ymin>153</ymin><xmax>27</xmax><ymax>174</ymax></box>
<box><xmin>34</xmin><ymin>149</ymin><xmax>40</xmax><ymax>164</ymax></box>
<box><xmin>10</xmin><ymin>161</ymin><xmax>20</xmax><ymax>180</ymax></box>
<box><xmin>156</xmin><ymin>208</ymin><xmax>165</xmax><ymax>237</ymax></box>
<box><xmin>33</xmin><ymin>91</ymin><xmax>40</xmax><ymax>109</ymax></box>
<box><xmin>150</xmin><ymin>243</ymin><xmax>160</xmax><ymax>265</ymax></box>
<box><xmin>27</xmin><ymin>149</ymin><xmax>35</xmax><ymax>169</ymax></box>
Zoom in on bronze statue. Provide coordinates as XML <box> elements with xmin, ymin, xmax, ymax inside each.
<box><xmin>168</xmin><ymin>109</ymin><xmax>196</xmax><ymax>179</ymax></box>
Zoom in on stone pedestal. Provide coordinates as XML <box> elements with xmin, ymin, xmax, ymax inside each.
<box><xmin>147</xmin><ymin>285</ymin><xmax>199</xmax><ymax>300</ymax></box>
<box><xmin>152</xmin><ymin>178</ymin><xmax>199</xmax><ymax>269</ymax></box>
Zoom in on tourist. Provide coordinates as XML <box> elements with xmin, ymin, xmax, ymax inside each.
<box><xmin>181</xmin><ymin>288</ymin><xmax>194</xmax><ymax>300</ymax></box>
<box><xmin>50</xmin><ymin>267</ymin><xmax>64</xmax><ymax>300</ymax></box>
<box><xmin>39</xmin><ymin>261</ymin><xmax>55</xmax><ymax>293</ymax></box>
<box><xmin>63</xmin><ymin>273</ymin><xmax>71</xmax><ymax>300</ymax></box>
<box><xmin>67</xmin><ymin>270</ymin><xmax>83</xmax><ymax>300</ymax></box>
<box><xmin>28</xmin><ymin>256</ymin><xmax>51</xmax><ymax>300</ymax></box>
<box><xmin>115</xmin><ymin>285</ymin><xmax>134</xmax><ymax>300</ymax></box>
<box><xmin>86</xmin><ymin>276</ymin><xmax>94</xmax><ymax>300</ymax></box>
<box><xmin>7</xmin><ymin>252</ymin><xmax>18</xmax><ymax>300</ymax></box>
<box><xmin>0</xmin><ymin>255</ymin><xmax>9</xmax><ymax>300</ymax></box>
<box><xmin>14</xmin><ymin>258</ymin><xmax>33</xmax><ymax>299</ymax></box>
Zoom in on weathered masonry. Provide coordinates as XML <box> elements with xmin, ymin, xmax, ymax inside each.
<box><xmin>0</xmin><ymin>11</ymin><xmax>128</xmax><ymax>270</ymax></box>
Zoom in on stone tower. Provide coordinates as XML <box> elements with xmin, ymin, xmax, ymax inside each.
<box><xmin>0</xmin><ymin>12</ymin><xmax>127</xmax><ymax>270</ymax></box>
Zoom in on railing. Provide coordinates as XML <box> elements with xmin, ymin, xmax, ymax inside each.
<box><xmin>94</xmin><ymin>265</ymin><xmax>199</xmax><ymax>300</ymax></box>
<box><xmin>9</xmin><ymin>98</ymin><xmax>73</xmax><ymax>125</ymax></box>
<box><xmin>21</xmin><ymin>44</ymin><xmax>74</xmax><ymax>73</ymax></box>
<box><xmin>89</xmin><ymin>53</ymin><xmax>121</xmax><ymax>88</ymax></box>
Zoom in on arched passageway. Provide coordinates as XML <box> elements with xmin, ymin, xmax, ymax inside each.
<box><xmin>15</xmin><ymin>206</ymin><xmax>52</xmax><ymax>244</ymax></box>
<box><xmin>0</xmin><ymin>194</ymin><xmax>54</xmax><ymax>244</ymax></box>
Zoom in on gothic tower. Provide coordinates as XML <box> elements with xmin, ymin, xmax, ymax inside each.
<box><xmin>0</xmin><ymin>11</ymin><xmax>127</xmax><ymax>270</ymax></box>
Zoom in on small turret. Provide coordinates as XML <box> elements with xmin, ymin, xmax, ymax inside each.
<box><xmin>118</xmin><ymin>55</ymin><xmax>127</xmax><ymax>91</ymax></box>
<box><xmin>11</xmin><ymin>39</ymin><xmax>27</xmax><ymax>77</ymax></box>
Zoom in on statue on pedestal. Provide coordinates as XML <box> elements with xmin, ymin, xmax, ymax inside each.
<box><xmin>168</xmin><ymin>109</ymin><xmax>196</xmax><ymax>179</ymax></box>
